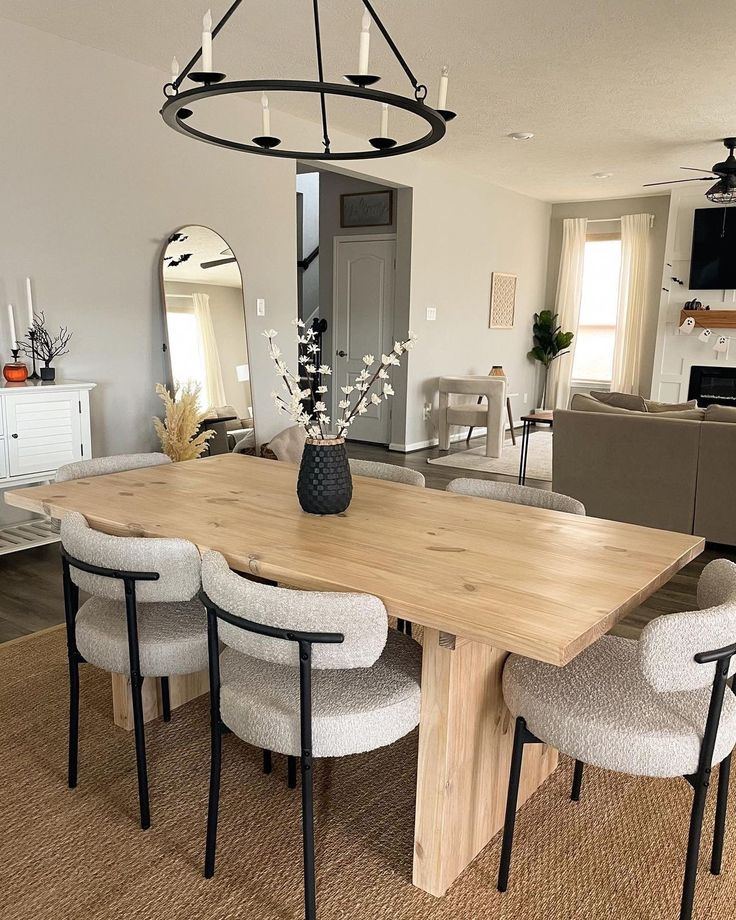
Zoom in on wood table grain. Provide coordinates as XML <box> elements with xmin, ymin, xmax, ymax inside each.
<box><xmin>6</xmin><ymin>454</ymin><xmax>704</xmax><ymax>896</ymax></box>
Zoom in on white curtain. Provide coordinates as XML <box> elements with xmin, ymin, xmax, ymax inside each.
<box><xmin>192</xmin><ymin>292</ymin><xmax>227</xmax><ymax>408</ymax></box>
<box><xmin>549</xmin><ymin>217</ymin><xmax>588</xmax><ymax>409</ymax></box>
<box><xmin>611</xmin><ymin>213</ymin><xmax>652</xmax><ymax>394</ymax></box>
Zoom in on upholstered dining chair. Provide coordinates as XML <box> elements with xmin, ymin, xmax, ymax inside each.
<box><xmin>60</xmin><ymin>512</ymin><xmax>207</xmax><ymax>830</ymax></box>
<box><xmin>437</xmin><ymin>376</ymin><xmax>506</xmax><ymax>459</ymax></box>
<box><xmin>349</xmin><ymin>458</ymin><xmax>425</xmax><ymax>488</ymax></box>
<box><xmin>497</xmin><ymin>558</ymin><xmax>736</xmax><ymax>920</ymax></box>
<box><xmin>200</xmin><ymin>551</ymin><xmax>422</xmax><ymax>920</ymax></box>
<box><xmin>55</xmin><ymin>452</ymin><xmax>171</xmax><ymax>482</ymax></box>
<box><xmin>446</xmin><ymin>479</ymin><xmax>585</xmax><ymax>516</ymax></box>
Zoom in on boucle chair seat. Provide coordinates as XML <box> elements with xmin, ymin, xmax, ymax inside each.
<box><xmin>348</xmin><ymin>458</ymin><xmax>426</xmax><ymax>488</ymax></box>
<box><xmin>503</xmin><ymin>635</ymin><xmax>736</xmax><ymax>778</ymax></box>
<box><xmin>447</xmin><ymin>478</ymin><xmax>585</xmax><ymax>515</ymax></box>
<box><xmin>219</xmin><ymin>630</ymin><xmax>421</xmax><ymax>758</ymax></box>
<box><xmin>56</xmin><ymin>452</ymin><xmax>171</xmax><ymax>482</ymax></box>
<box><xmin>75</xmin><ymin>596</ymin><xmax>208</xmax><ymax>678</ymax></box>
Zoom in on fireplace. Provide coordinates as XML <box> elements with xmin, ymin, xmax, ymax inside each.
<box><xmin>688</xmin><ymin>365</ymin><xmax>736</xmax><ymax>407</ymax></box>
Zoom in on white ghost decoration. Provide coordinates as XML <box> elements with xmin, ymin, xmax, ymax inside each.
<box><xmin>713</xmin><ymin>335</ymin><xmax>730</xmax><ymax>356</ymax></box>
<box><xmin>697</xmin><ymin>328</ymin><xmax>712</xmax><ymax>344</ymax></box>
<box><xmin>679</xmin><ymin>316</ymin><xmax>696</xmax><ymax>335</ymax></box>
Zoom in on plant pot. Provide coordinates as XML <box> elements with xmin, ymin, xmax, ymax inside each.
<box><xmin>297</xmin><ymin>437</ymin><xmax>353</xmax><ymax>515</ymax></box>
<box><xmin>40</xmin><ymin>366</ymin><xmax>55</xmax><ymax>381</ymax></box>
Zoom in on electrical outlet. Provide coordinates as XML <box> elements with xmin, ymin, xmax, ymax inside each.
<box><xmin>423</xmin><ymin>402</ymin><xmax>432</xmax><ymax>420</ymax></box>
<box><xmin>523</xmin><ymin>393</ymin><xmax>528</xmax><ymax>404</ymax></box>
<box><xmin>426</xmin><ymin>306</ymin><xmax>437</xmax><ymax>321</ymax></box>
<box><xmin>256</xmin><ymin>298</ymin><xmax>266</xmax><ymax>316</ymax></box>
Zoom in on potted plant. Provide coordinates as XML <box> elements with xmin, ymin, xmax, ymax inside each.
<box><xmin>527</xmin><ymin>310</ymin><xmax>574</xmax><ymax>410</ymax></box>
<box><xmin>265</xmin><ymin>320</ymin><xmax>416</xmax><ymax>514</ymax></box>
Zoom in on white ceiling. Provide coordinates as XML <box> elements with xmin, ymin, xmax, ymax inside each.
<box><xmin>2</xmin><ymin>0</ymin><xmax>734</xmax><ymax>202</ymax></box>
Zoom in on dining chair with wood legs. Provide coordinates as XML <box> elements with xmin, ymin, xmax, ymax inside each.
<box><xmin>497</xmin><ymin>557</ymin><xmax>736</xmax><ymax>920</ymax></box>
<box><xmin>60</xmin><ymin>511</ymin><xmax>207</xmax><ymax>829</ymax></box>
<box><xmin>200</xmin><ymin>550</ymin><xmax>422</xmax><ymax>920</ymax></box>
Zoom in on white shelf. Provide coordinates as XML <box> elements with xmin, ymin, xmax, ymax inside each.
<box><xmin>0</xmin><ymin>518</ymin><xmax>59</xmax><ymax>555</ymax></box>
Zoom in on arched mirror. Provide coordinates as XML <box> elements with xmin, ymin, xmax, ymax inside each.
<box><xmin>160</xmin><ymin>225</ymin><xmax>256</xmax><ymax>455</ymax></box>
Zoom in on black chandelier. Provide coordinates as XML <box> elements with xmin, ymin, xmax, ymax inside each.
<box><xmin>160</xmin><ymin>0</ymin><xmax>456</xmax><ymax>161</ymax></box>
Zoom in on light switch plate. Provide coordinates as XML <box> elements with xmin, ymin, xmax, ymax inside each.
<box><xmin>256</xmin><ymin>298</ymin><xmax>266</xmax><ymax>316</ymax></box>
<box><xmin>426</xmin><ymin>306</ymin><xmax>437</xmax><ymax>321</ymax></box>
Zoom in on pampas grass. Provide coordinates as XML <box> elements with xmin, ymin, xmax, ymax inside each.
<box><xmin>153</xmin><ymin>382</ymin><xmax>214</xmax><ymax>462</ymax></box>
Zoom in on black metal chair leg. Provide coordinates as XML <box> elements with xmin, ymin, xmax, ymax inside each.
<box><xmin>263</xmin><ymin>749</ymin><xmax>273</xmax><ymax>774</ymax></box>
<box><xmin>571</xmin><ymin>760</ymin><xmax>584</xmax><ymax>802</ymax></box>
<box><xmin>405</xmin><ymin>622</ymin><xmax>413</xmax><ymax>638</ymax></box>
<box><xmin>301</xmin><ymin>753</ymin><xmax>317</xmax><ymax>920</ymax></box>
<box><xmin>161</xmin><ymin>676</ymin><xmax>171</xmax><ymax>722</ymax></box>
<box><xmin>288</xmin><ymin>755</ymin><xmax>298</xmax><ymax>789</ymax></box>
<box><xmin>68</xmin><ymin>654</ymin><xmax>80</xmax><ymax>789</ymax></box>
<box><xmin>204</xmin><ymin>722</ymin><xmax>222</xmax><ymax>879</ymax></box>
<box><xmin>130</xmin><ymin>674</ymin><xmax>151</xmax><ymax>830</ymax></box>
<box><xmin>712</xmin><ymin>753</ymin><xmax>731</xmax><ymax>875</ymax></box>
<box><xmin>498</xmin><ymin>717</ymin><xmax>527</xmax><ymax>892</ymax></box>
<box><xmin>680</xmin><ymin>773</ymin><xmax>710</xmax><ymax>920</ymax></box>
<box><xmin>397</xmin><ymin>618</ymin><xmax>405</xmax><ymax>633</ymax></box>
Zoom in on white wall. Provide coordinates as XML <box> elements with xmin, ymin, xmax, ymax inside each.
<box><xmin>0</xmin><ymin>18</ymin><xmax>552</xmax><ymax>455</ymax></box>
<box><xmin>650</xmin><ymin>188</ymin><xmax>736</xmax><ymax>404</ymax></box>
<box><xmin>296</xmin><ymin>172</ymin><xmax>320</xmax><ymax>324</ymax></box>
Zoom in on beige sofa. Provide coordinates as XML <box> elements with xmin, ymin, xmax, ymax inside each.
<box><xmin>553</xmin><ymin>396</ymin><xmax>736</xmax><ymax>545</ymax></box>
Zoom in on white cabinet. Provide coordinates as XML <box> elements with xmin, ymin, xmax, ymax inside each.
<box><xmin>0</xmin><ymin>381</ymin><xmax>94</xmax><ymax>554</ymax></box>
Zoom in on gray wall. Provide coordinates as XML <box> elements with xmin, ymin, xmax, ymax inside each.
<box><xmin>546</xmin><ymin>195</ymin><xmax>670</xmax><ymax>397</ymax></box>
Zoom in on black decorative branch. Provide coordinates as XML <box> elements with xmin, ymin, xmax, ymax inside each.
<box><xmin>19</xmin><ymin>312</ymin><xmax>73</xmax><ymax>367</ymax></box>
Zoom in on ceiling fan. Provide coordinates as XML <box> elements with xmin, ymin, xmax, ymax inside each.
<box><xmin>644</xmin><ymin>137</ymin><xmax>736</xmax><ymax>203</ymax></box>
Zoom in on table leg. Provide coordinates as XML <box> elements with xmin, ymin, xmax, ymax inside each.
<box><xmin>412</xmin><ymin>629</ymin><xmax>557</xmax><ymax>897</ymax></box>
<box><xmin>518</xmin><ymin>420</ymin><xmax>529</xmax><ymax>485</ymax></box>
<box><xmin>111</xmin><ymin>671</ymin><xmax>209</xmax><ymax>731</ymax></box>
<box><xmin>506</xmin><ymin>398</ymin><xmax>516</xmax><ymax>447</ymax></box>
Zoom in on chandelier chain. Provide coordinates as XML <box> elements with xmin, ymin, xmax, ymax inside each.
<box><xmin>312</xmin><ymin>0</ymin><xmax>331</xmax><ymax>153</ymax></box>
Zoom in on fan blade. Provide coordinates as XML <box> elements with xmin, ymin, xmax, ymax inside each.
<box><xmin>201</xmin><ymin>257</ymin><xmax>237</xmax><ymax>269</ymax></box>
<box><xmin>680</xmin><ymin>167</ymin><xmax>718</xmax><ymax>175</ymax></box>
<box><xmin>643</xmin><ymin>177</ymin><xmax>715</xmax><ymax>186</ymax></box>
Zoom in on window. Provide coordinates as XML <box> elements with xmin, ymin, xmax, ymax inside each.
<box><xmin>571</xmin><ymin>237</ymin><xmax>622</xmax><ymax>383</ymax></box>
<box><xmin>165</xmin><ymin>303</ymin><xmax>209</xmax><ymax>409</ymax></box>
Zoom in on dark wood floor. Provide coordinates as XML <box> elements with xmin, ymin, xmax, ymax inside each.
<box><xmin>0</xmin><ymin>432</ymin><xmax>732</xmax><ymax>644</ymax></box>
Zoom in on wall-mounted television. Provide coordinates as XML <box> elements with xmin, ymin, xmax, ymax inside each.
<box><xmin>689</xmin><ymin>207</ymin><xmax>736</xmax><ymax>290</ymax></box>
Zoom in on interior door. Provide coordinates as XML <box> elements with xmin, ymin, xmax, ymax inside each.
<box><xmin>333</xmin><ymin>237</ymin><xmax>396</xmax><ymax>444</ymax></box>
<box><xmin>5</xmin><ymin>390</ymin><xmax>83</xmax><ymax>477</ymax></box>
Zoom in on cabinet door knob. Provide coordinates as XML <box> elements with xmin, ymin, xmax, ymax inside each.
<box><xmin>336</xmin><ymin>349</ymin><xmax>347</xmax><ymax>357</ymax></box>
<box><xmin>11</xmin><ymin>433</ymin><xmax>18</xmax><ymax>439</ymax></box>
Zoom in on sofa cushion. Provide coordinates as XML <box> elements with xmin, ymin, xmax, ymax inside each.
<box><xmin>571</xmin><ymin>394</ymin><xmax>643</xmax><ymax>415</ymax></box>
<box><xmin>651</xmin><ymin>408</ymin><xmax>705</xmax><ymax>420</ymax></box>
<box><xmin>590</xmin><ymin>390</ymin><xmax>648</xmax><ymax>412</ymax></box>
<box><xmin>704</xmin><ymin>404</ymin><xmax>736</xmax><ymax>423</ymax></box>
<box><xmin>644</xmin><ymin>398</ymin><xmax>698</xmax><ymax>413</ymax></box>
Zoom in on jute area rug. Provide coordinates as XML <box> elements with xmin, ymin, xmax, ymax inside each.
<box><xmin>1</xmin><ymin>626</ymin><xmax>732</xmax><ymax>920</ymax></box>
<box><xmin>427</xmin><ymin>430</ymin><xmax>552</xmax><ymax>482</ymax></box>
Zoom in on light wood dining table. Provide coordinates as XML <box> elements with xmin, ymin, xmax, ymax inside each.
<box><xmin>5</xmin><ymin>453</ymin><xmax>704</xmax><ymax>897</ymax></box>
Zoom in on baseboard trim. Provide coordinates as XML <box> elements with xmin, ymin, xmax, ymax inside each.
<box><xmin>389</xmin><ymin>430</ymin><xmax>485</xmax><ymax>454</ymax></box>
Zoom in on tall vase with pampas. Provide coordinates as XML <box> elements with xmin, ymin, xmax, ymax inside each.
<box><xmin>153</xmin><ymin>382</ymin><xmax>214</xmax><ymax>461</ymax></box>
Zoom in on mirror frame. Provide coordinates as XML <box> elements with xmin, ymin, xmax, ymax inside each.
<box><xmin>158</xmin><ymin>224</ymin><xmax>256</xmax><ymax>447</ymax></box>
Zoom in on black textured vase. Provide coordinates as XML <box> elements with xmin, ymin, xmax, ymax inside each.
<box><xmin>297</xmin><ymin>437</ymin><xmax>353</xmax><ymax>515</ymax></box>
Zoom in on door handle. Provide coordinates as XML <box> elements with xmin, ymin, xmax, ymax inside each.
<box><xmin>11</xmin><ymin>433</ymin><xmax>18</xmax><ymax>439</ymax></box>
<box><xmin>336</xmin><ymin>350</ymin><xmax>347</xmax><ymax>357</ymax></box>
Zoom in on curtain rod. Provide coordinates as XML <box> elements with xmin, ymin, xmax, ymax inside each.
<box><xmin>586</xmin><ymin>214</ymin><xmax>655</xmax><ymax>226</ymax></box>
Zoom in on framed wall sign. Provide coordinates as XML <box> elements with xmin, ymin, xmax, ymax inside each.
<box><xmin>489</xmin><ymin>272</ymin><xmax>517</xmax><ymax>328</ymax></box>
<box><xmin>341</xmin><ymin>190</ymin><xmax>394</xmax><ymax>228</ymax></box>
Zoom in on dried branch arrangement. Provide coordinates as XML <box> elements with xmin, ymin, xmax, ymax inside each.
<box><xmin>153</xmin><ymin>382</ymin><xmax>215</xmax><ymax>461</ymax></box>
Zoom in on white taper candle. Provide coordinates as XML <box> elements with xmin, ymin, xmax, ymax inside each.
<box><xmin>202</xmin><ymin>10</ymin><xmax>213</xmax><ymax>71</ymax></box>
<box><xmin>380</xmin><ymin>103</ymin><xmax>389</xmax><ymax>138</ymax></box>
<box><xmin>25</xmin><ymin>278</ymin><xmax>34</xmax><ymax>328</ymax></box>
<box><xmin>7</xmin><ymin>304</ymin><xmax>17</xmax><ymax>349</ymax></box>
<box><xmin>358</xmin><ymin>10</ymin><xmax>371</xmax><ymax>75</ymax></box>
<box><xmin>437</xmin><ymin>65</ymin><xmax>449</xmax><ymax>109</ymax></box>
<box><xmin>261</xmin><ymin>94</ymin><xmax>271</xmax><ymax>136</ymax></box>
<box><xmin>171</xmin><ymin>56</ymin><xmax>180</xmax><ymax>82</ymax></box>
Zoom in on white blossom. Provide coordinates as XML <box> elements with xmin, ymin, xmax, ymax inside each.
<box><xmin>370</xmin><ymin>393</ymin><xmax>382</xmax><ymax>406</ymax></box>
<box><xmin>305</xmin><ymin>364</ymin><xmax>317</xmax><ymax>374</ymax></box>
<box><xmin>316</xmin><ymin>385</ymin><xmax>328</xmax><ymax>394</ymax></box>
<box><xmin>338</xmin><ymin>399</ymin><xmax>350</xmax><ymax>409</ymax></box>
<box><xmin>358</xmin><ymin>404</ymin><xmax>369</xmax><ymax>415</ymax></box>
<box><xmin>362</xmin><ymin>354</ymin><xmax>374</xmax><ymax>366</ymax></box>
<box><xmin>318</xmin><ymin>365</ymin><xmax>332</xmax><ymax>375</ymax></box>
<box><xmin>341</xmin><ymin>385</ymin><xmax>354</xmax><ymax>394</ymax></box>
<box><xmin>383</xmin><ymin>383</ymin><xmax>394</xmax><ymax>397</ymax></box>
<box><xmin>313</xmin><ymin>401</ymin><xmax>327</xmax><ymax>412</ymax></box>
<box><xmin>378</xmin><ymin>369</ymin><xmax>389</xmax><ymax>379</ymax></box>
<box><xmin>393</xmin><ymin>341</ymin><xmax>404</xmax><ymax>355</ymax></box>
<box><xmin>292</xmin><ymin>318</ymin><xmax>306</xmax><ymax>327</ymax></box>
<box><xmin>263</xmin><ymin>329</ymin><xmax>278</xmax><ymax>338</ymax></box>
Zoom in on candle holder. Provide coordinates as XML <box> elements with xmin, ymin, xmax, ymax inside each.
<box><xmin>252</xmin><ymin>136</ymin><xmax>282</xmax><ymax>150</ymax></box>
<box><xmin>177</xmin><ymin>108</ymin><xmax>194</xmax><ymax>120</ymax></box>
<box><xmin>344</xmin><ymin>74</ymin><xmax>380</xmax><ymax>87</ymax></box>
<box><xmin>3</xmin><ymin>349</ymin><xmax>28</xmax><ymax>383</ymax></box>
<box><xmin>188</xmin><ymin>72</ymin><xmax>227</xmax><ymax>85</ymax></box>
<box><xmin>369</xmin><ymin>136</ymin><xmax>397</xmax><ymax>150</ymax></box>
<box><xmin>436</xmin><ymin>109</ymin><xmax>457</xmax><ymax>122</ymax></box>
<box><xmin>27</xmin><ymin>328</ymin><xmax>40</xmax><ymax>380</ymax></box>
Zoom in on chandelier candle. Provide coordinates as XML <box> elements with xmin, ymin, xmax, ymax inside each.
<box><xmin>261</xmin><ymin>94</ymin><xmax>270</xmax><ymax>136</ymax></box>
<box><xmin>437</xmin><ymin>65</ymin><xmax>449</xmax><ymax>109</ymax></box>
<box><xmin>202</xmin><ymin>9</ymin><xmax>213</xmax><ymax>72</ymax></box>
<box><xmin>171</xmin><ymin>56</ymin><xmax>180</xmax><ymax>81</ymax></box>
<box><xmin>380</xmin><ymin>103</ymin><xmax>389</xmax><ymax>138</ymax></box>
<box><xmin>358</xmin><ymin>10</ymin><xmax>371</xmax><ymax>75</ymax></box>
